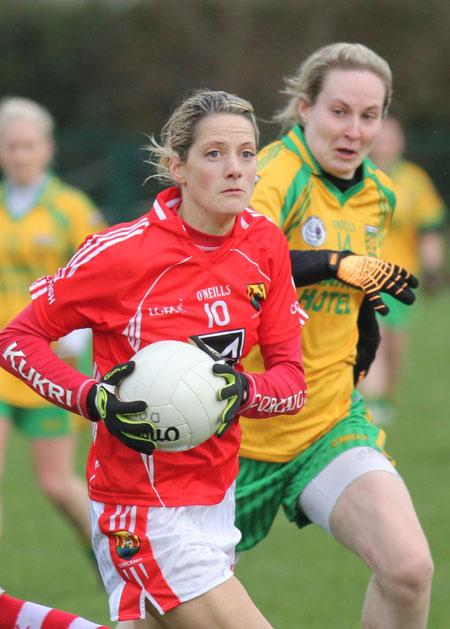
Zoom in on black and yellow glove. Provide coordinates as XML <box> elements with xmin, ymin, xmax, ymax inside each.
<box><xmin>330</xmin><ymin>252</ymin><xmax>419</xmax><ymax>316</ymax></box>
<box><xmin>189</xmin><ymin>336</ymin><xmax>249</xmax><ymax>438</ymax></box>
<box><xmin>87</xmin><ymin>362</ymin><xmax>157</xmax><ymax>455</ymax></box>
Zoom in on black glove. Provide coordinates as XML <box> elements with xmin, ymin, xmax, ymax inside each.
<box><xmin>330</xmin><ymin>252</ymin><xmax>419</xmax><ymax>316</ymax></box>
<box><xmin>354</xmin><ymin>297</ymin><xmax>381</xmax><ymax>386</ymax></box>
<box><xmin>290</xmin><ymin>249</ymin><xmax>419</xmax><ymax>316</ymax></box>
<box><xmin>86</xmin><ymin>362</ymin><xmax>157</xmax><ymax>455</ymax></box>
<box><xmin>189</xmin><ymin>336</ymin><xmax>249</xmax><ymax>438</ymax></box>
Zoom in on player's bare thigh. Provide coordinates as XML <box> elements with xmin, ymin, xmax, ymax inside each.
<box><xmin>147</xmin><ymin>576</ymin><xmax>272</xmax><ymax>629</ymax></box>
<box><xmin>116</xmin><ymin>577</ymin><xmax>272</xmax><ymax>629</ymax></box>
<box><xmin>329</xmin><ymin>470</ymin><xmax>430</xmax><ymax>570</ymax></box>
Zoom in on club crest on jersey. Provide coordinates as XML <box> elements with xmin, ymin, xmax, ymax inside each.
<box><xmin>113</xmin><ymin>530</ymin><xmax>140</xmax><ymax>560</ymax></box>
<box><xmin>247</xmin><ymin>283</ymin><xmax>267</xmax><ymax>311</ymax></box>
<box><xmin>301</xmin><ymin>216</ymin><xmax>326</xmax><ymax>247</ymax></box>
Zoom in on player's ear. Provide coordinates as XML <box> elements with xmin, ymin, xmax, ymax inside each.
<box><xmin>169</xmin><ymin>153</ymin><xmax>186</xmax><ymax>184</ymax></box>
<box><xmin>298</xmin><ymin>95</ymin><xmax>310</xmax><ymax>126</ymax></box>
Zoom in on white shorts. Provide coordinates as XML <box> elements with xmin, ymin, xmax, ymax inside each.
<box><xmin>90</xmin><ymin>483</ymin><xmax>240</xmax><ymax>621</ymax></box>
<box><xmin>298</xmin><ymin>446</ymin><xmax>400</xmax><ymax>535</ymax></box>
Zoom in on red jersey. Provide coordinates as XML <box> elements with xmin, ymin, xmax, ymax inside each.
<box><xmin>5</xmin><ymin>187</ymin><xmax>304</xmax><ymax>507</ymax></box>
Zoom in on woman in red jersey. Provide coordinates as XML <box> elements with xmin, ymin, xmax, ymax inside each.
<box><xmin>0</xmin><ymin>89</ymin><xmax>306</xmax><ymax>628</ymax></box>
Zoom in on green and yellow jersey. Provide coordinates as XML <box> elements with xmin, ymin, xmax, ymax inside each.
<box><xmin>379</xmin><ymin>159</ymin><xmax>446</xmax><ymax>274</ymax></box>
<box><xmin>0</xmin><ymin>173</ymin><xmax>106</xmax><ymax>407</ymax></box>
<box><xmin>240</xmin><ymin>125</ymin><xmax>395</xmax><ymax>462</ymax></box>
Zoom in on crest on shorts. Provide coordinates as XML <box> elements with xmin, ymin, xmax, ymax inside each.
<box><xmin>246</xmin><ymin>283</ymin><xmax>267</xmax><ymax>311</ymax></box>
<box><xmin>113</xmin><ymin>530</ymin><xmax>140</xmax><ymax>560</ymax></box>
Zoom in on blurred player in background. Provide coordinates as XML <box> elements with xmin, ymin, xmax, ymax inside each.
<box><xmin>0</xmin><ymin>97</ymin><xmax>106</xmax><ymax>555</ymax></box>
<box><xmin>360</xmin><ymin>115</ymin><xmax>448</xmax><ymax>424</ymax></box>
<box><xmin>0</xmin><ymin>89</ymin><xmax>307</xmax><ymax>628</ymax></box>
<box><xmin>236</xmin><ymin>43</ymin><xmax>433</xmax><ymax>628</ymax></box>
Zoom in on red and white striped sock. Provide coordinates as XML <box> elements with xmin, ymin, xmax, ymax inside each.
<box><xmin>0</xmin><ymin>589</ymin><xmax>111</xmax><ymax>629</ymax></box>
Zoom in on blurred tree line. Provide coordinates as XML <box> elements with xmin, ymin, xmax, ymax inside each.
<box><xmin>1</xmin><ymin>0</ymin><xmax>449</xmax><ymax>223</ymax></box>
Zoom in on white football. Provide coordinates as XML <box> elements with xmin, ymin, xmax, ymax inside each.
<box><xmin>117</xmin><ymin>340</ymin><xmax>226</xmax><ymax>452</ymax></box>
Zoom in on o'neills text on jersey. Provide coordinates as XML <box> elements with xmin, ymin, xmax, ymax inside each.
<box><xmin>196</xmin><ymin>285</ymin><xmax>231</xmax><ymax>301</ymax></box>
<box><xmin>2</xmin><ymin>342</ymin><xmax>73</xmax><ymax>406</ymax></box>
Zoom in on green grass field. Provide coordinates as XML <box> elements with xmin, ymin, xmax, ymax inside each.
<box><xmin>1</xmin><ymin>289</ymin><xmax>449</xmax><ymax>628</ymax></box>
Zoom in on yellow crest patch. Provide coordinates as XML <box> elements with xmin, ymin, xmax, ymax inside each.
<box><xmin>247</xmin><ymin>283</ymin><xmax>267</xmax><ymax>311</ymax></box>
<box><xmin>113</xmin><ymin>530</ymin><xmax>140</xmax><ymax>560</ymax></box>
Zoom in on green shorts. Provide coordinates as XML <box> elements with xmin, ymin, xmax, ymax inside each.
<box><xmin>0</xmin><ymin>401</ymin><xmax>73</xmax><ymax>438</ymax></box>
<box><xmin>235</xmin><ymin>391</ymin><xmax>390</xmax><ymax>551</ymax></box>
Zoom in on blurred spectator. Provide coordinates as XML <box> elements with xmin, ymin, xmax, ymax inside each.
<box><xmin>0</xmin><ymin>96</ymin><xmax>106</xmax><ymax>557</ymax></box>
<box><xmin>360</xmin><ymin>115</ymin><xmax>448</xmax><ymax>424</ymax></box>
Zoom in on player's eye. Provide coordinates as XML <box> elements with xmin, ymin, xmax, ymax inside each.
<box><xmin>362</xmin><ymin>112</ymin><xmax>378</xmax><ymax>120</ymax></box>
